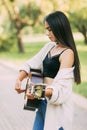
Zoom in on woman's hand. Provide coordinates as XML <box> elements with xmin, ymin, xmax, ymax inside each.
<box><xmin>15</xmin><ymin>71</ymin><xmax>28</xmax><ymax>94</ymax></box>
<box><xmin>45</xmin><ymin>88</ymin><xmax>53</xmax><ymax>98</ymax></box>
<box><xmin>15</xmin><ymin>79</ymin><xmax>26</xmax><ymax>94</ymax></box>
<box><xmin>26</xmin><ymin>93</ymin><xmax>35</xmax><ymax>100</ymax></box>
<box><xmin>26</xmin><ymin>82</ymin><xmax>35</xmax><ymax>100</ymax></box>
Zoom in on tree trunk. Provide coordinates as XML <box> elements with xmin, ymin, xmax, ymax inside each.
<box><xmin>84</xmin><ymin>34</ymin><xmax>87</xmax><ymax>44</ymax></box>
<box><xmin>81</xmin><ymin>26</ymin><xmax>87</xmax><ymax>45</ymax></box>
<box><xmin>17</xmin><ymin>30</ymin><xmax>24</xmax><ymax>53</ymax></box>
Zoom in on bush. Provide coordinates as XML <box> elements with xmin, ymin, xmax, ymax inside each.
<box><xmin>0</xmin><ymin>34</ymin><xmax>16</xmax><ymax>51</ymax></box>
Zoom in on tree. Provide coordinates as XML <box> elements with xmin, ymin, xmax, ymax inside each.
<box><xmin>69</xmin><ymin>7</ymin><xmax>87</xmax><ymax>44</ymax></box>
<box><xmin>1</xmin><ymin>0</ymin><xmax>41</xmax><ymax>53</ymax></box>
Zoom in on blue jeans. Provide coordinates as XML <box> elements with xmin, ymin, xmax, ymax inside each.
<box><xmin>32</xmin><ymin>99</ymin><xmax>64</xmax><ymax>130</ymax></box>
<box><xmin>59</xmin><ymin>127</ymin><xmax>64</xmax><ymax>130</ymax></box>
<box><xmin>33</xmin><ymin>99</ymin><xmax>47</xmax><ymax>130</ymax></box>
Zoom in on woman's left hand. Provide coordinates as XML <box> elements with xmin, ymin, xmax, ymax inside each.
<box><xmin>26</xmin><ymin>82</ymin><xmax>35</xmax><ymax>99</ymax></box>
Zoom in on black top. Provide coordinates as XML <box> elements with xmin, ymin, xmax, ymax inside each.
<box><xmin>43</xmin><ymin>49</ymin><xmax>67</xmax><ymax>78</ymax></box>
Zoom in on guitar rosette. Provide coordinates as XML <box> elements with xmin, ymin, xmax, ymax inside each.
<box><xmin>32</xmin><ymin>83</ymin><xmax>46</xmax><ymax>99</ymax></box>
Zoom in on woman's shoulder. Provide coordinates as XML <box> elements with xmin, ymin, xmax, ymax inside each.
<box><xmin>60</xmin><ymin>47</ymin><xmax>74</xmax><ymax>57</ymax></box>
<box><xmin>65</xmin><ymin>48</ymin><xmax>74</xmax><ymax>55</ymax></box>
<box><xmin>59</xmin><ymin>48</ymin><xmax>74</xmax><ymax>68</ymax></box>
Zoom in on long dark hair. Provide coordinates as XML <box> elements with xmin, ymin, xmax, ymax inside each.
<box><xmin>44</xmin><ymin>11</ymin><xmax>81</xmax><ymax>84</ymax></box>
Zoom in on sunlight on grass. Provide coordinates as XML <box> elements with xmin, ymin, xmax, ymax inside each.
<box><xmin>77</xmin><ymin>45</ymin><xmax>87</xmax><ymax>51</ymax></box>
<box><xmin>73</xmin><ymin>82</ymin><xmax>87</xmax><ymax>98</ymax></box>
<box><xmin>81</xmin><ymin>65</ymin><xmax>87</xmax><ymax>82</ymax></box>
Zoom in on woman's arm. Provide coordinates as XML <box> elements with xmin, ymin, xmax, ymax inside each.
<box><xmin>15</xmin><ymin>71</ymin><xmax>28</xmax><ymax>93</ymax></box>
<box><xmin>15</xmin><ymin>42</ymin><xmax>55</xmax><ymax>94</ymax></box>
<box><xmin>20</xmin><ymin>42</ymin><xmax>55</xmax><ymax>73</ymax></box>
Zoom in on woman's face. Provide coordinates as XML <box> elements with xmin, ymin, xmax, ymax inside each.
<box><xmin>44</xmin><ymin>21</ymin><xmax>57</xmax><ymax>42</ymax></box>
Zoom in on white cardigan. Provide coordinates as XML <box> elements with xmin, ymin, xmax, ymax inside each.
<box><xmin>20</xmin><ymin>42</ymin><xmax>74</xmax><ymax>130</ymax></box>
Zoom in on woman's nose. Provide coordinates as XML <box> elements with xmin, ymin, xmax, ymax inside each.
<box><xmin>46</xmin><ymin>30</ymin><xmax>49</xmax><ymax>36</ymax></box>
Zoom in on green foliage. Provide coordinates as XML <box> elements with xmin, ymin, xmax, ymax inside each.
<box><xmin>19</xmin><ymin>2</ymin><xmax>41</xmax><ymax>26</ymax></box>
<box><xmin>69</xmin><ymin>8</ymin><xmax>87</xmax><ymax>29</ymax></box>
<box><xmin>32</xmin><ymin>22</ymin><xmax>45</xmax><ymax>34</ymax></box>
<box><xmin>0</xmin><ymin>19</ymin><xmax>17</xmax><ymax>51</ymax></box>
<box><xmin>1</xmin><ymin>0</ymin><xmax>42</xmax><ymax>52</ymax></box>
<box><xmin>1</xmin><ymin>18</ymin><xmax>17</xmax><ymax>35</ymax></box>
<box><xmin>27</xmin><ymin>2</ymin><xmax>41</xmax><ymax>21</ymax></box>
<box><xmin>69</xmin><ymin>7</ymin><xmax>87</xmax><ymax>44</ymax></box>
<box><xmin>0</xmin><ymin>34</ymin><xmax>16</xmax><ymax>51</ymax></box>
<box><xmin>19</xmin><ymin>5</ymin><xmax>28</xmax><ymax>19</ymax></box>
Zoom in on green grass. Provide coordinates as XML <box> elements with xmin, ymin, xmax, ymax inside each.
<box><xmin>73</xmin><ymin>82</ymin><xmax>87</xmax><ymax>97</ymax></box>
<box><xmin>73</xmin><ymin>40</ymin><xmax>87</xmax><ymax>98</ymax></box>
<box><xmin>0</xmin><ymin>40</ymin><xmax>87</xmax><ymax>98</ymax></box>
<box><xmin>0</xmin><ymin>41</ymin><xmax>46</xmax><ymax>64</ymax></box>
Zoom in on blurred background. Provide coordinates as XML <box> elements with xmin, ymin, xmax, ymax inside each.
<box><xmin>0</xmin><ymin>0</ymin><xmax>87</xmax><ymax>97</ymax></box>
<box><xmin>0</xmin><ymin>0</ymin><xmax>87</xmax><ymax>130</ymax></box>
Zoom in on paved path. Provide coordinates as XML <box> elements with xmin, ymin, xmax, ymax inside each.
<box><xmin>0</xmin><ymin>60</ymin><xmax>87</xmax><ymax>130</ymax></box>
<box><xmin>0</xmin><ymin>65</ymin><xmax>35</xmax><ymax>130</ymax></box>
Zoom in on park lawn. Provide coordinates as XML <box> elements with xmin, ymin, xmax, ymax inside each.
<box><xmin>0</xmin><ymin>41</ymin><xmax>46</xmax><ymax>65</ymax></box>
<box><xmin>73</xmin><ymin>41</ymin><xmax>87</xmax><ymax>98</ymax></box>
<box><xmin>0</xmin><ymin>40</ymin><xmax>87</xmax><ymax>98</ymax></box>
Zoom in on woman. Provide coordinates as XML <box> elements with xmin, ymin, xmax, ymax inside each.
<box><xmin>15</xmin><ymin>11</ymin><xmax>81</xmax><ymax>130</ymax></box>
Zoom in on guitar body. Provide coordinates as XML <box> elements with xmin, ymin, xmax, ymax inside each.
<box><xmin>23</xmin><ymin>69</ymin><xmax>43</xmax><ymax>111</ymax></box>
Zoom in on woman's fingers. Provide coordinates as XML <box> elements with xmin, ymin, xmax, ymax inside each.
<box><xmin>26</xmin><ymin>84</ymin><xmax>35</xmax><ymax>99</ymax></box>
<box><xmin>15</xmin><ymin>79</ymin><xmax>25</xmax><ymax>93</ymax></box>
<box><xmin>26</xmin><ymin>93</ymin><xmax>35</xmax><ymax>99</ymax></box>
